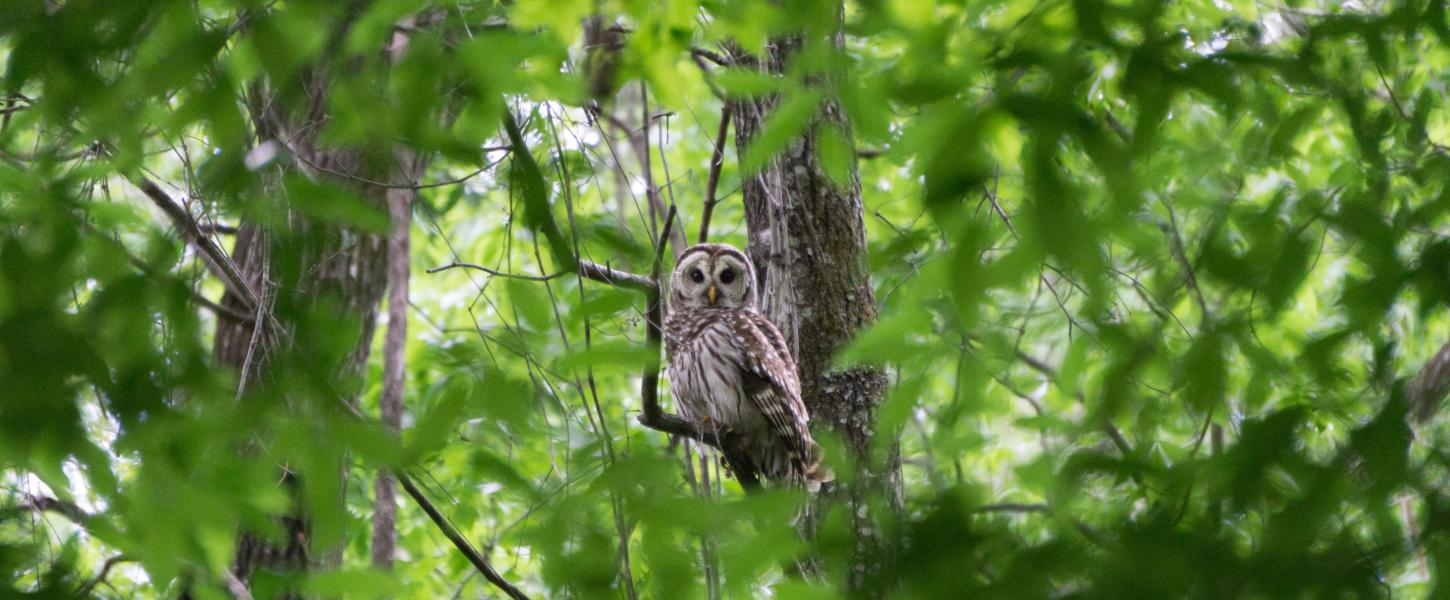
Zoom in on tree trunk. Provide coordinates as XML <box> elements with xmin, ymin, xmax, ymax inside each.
<box><xmin>730</xmin><ymin>16</ymin><xmax>903</xmax><ymax>593</ymax></box>
<box><xmin>216</xmin><ymin>162</ymin><xmax>396</xmax><ymax>593</ymax></box>
<box><xmin>213</xmin><ymin>73</ymin><xmax>428</xmax><ymax>600</ymax></box>
<box><xmin>373</xmin><ymin>171</ymin><xmax>417</xmax><ymax>570</ymax></box>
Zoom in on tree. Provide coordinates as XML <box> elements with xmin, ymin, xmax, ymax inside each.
<box><xmin>7</xmin><ymin>1</ymin><xmax>1450</xmax><ymax>599</ymax></box>
<box><xmin>725</xmin><ymin>4</ymin><xmax>901</xmax><ymax>588</ymax></box>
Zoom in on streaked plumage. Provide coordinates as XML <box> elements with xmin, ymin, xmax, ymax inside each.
<box><xmin>664</xmin><ymin>243</ymin><xmax>828</xmax><ymax>490</ymax></box>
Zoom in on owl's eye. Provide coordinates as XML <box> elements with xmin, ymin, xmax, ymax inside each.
<box><xmin>690</xmin><ymin>268</ymin><xmax>705</xmax><ymax>283</ymax></box>
<box><xmin>718</xmin><ymin>268</ymin><xmax>736</xmax><ymax>284</ymax></box>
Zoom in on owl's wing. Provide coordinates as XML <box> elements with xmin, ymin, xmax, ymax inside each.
<box><xmin>725</xmin><ymin>312</ymin><xmax>813</xmax><ymax>478</ymax></box>
<box><xmin>743</xmin><ymin>312</ymin><xmax>802</xmax><ymax>406</ymax></box>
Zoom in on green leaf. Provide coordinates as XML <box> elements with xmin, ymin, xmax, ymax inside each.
<box><xmin>740</xmin><ymin>89</ymin><xmax>824</xmax><ymax>174</ymax></box>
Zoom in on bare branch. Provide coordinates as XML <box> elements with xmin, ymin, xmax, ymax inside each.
<box><xmin>78</xmin><ymin>555</ymin><xmax>133</xmax><ymax>596</ymax></box>
<box><xmin>426</xmin><ymin>260</ymin><xmax>655</xmax><ymax>293</ymax></box>
<box><xmin>690</xmin><ymin>47</ymin><xmax>731</xmax><ymax>67</ymax></box>
<box><xmin>14</xmin><ymin>494</ymin><xmax>91</xmax><ymax>524</ymax></box>
<box><xmin>84</xmin><ymin>221</ymin><xmax>251</xmax><ymax>323</ymax></box>
<box><xmin>639</xmin><ymin>206</ymin><xmax>675</xmax><ymax>427</ymax></box>
<box><xmin>396</xmin><ymin>472</ymin><xmax>530</xmax><ymax>600</ymax></box>
<box><xmin>285</xmin><ymin>145</ymin><xmax>510</xmax><ymax>189</ymax></box>
<box><xmin>132</xmin><ymin>177</ymin><xmax>259</xmax><ymax>311</ymax></box>
<box><xmin>697</xmin><ymin>104</ymin><xmax>733</xmax><ymax>244</ymax></box>
<box><xmin>426</xmin><ymin>262</ymin><xmax>568</xmax><ymax>281</ymax></box>
<box><xmin>637</xmin><ymin>84</ymin><xmax>687</xmax><ymax>257</ymax></box>
<box><xmin>198</xmin><ymin>223</ymin><xmax>240</xmax><ymax>235</ymax></box>
<box><xmin>578</xmin><ymin>261</ymin><xmax>657</xmax><ymax>293</ymax></box>
<box><xmin>974</xmin><ymin>503</ymin><xmax>1050</xmax><ymax>514</ymax></box>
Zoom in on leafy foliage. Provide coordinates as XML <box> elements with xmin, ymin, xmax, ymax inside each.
<box><xmin>2</xmin><ymin>0</ymin><xmax>1450</xmax><ymax>598</ymax></box>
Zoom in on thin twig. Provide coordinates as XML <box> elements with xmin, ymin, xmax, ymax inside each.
<box><xmin>84</xmin><ymin>221</ymin><xmax>251</xmax><ymax>322</ymax></box>
<box><xmin>286</xmin><ymin>144</ymin><xmax>510</xmax><ymax>189</ymax></box>
<box><xmin>397</xmin><ymin>472</ymin><xmax>530</xmax><ymax>600</ymax></box>
<box><xmin>974</xmin><ymin>503</ymin><xmax>1050</xmax><ymax>514</ymax></box>
<box><xmin>697</xmin><ymin>104</ymin><xmax>733</xmax><ymax>244</ymax></box>
<box><xmin>427</xmin><ymin>260</ymin><xmax>657</xmax><ymax>293</ymax></box>
<box><xmin>427</xmin><ymin>262</ymin><xmax>568</xmax><ymax>280</ymax></box>
<box><xmin>78</xmin><ymin>555</ymin><xmax>133</xmax><ymax>596</ymax></box>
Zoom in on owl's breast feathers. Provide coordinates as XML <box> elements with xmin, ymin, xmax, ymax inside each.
<box><xmin>664</xmin><ymin>308</ymin><xmax>832</xmax><ymax>490</ymax></box>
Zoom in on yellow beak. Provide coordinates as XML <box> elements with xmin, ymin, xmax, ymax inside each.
<box><xmin>707</xmin><ymin>285</ymin><xmax>717</xmax><ymax>305</ymax></box>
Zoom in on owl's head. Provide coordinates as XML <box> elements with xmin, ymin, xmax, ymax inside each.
<box><xmin>670</xmin><ymin>243</ymin><xmax>758</xmax><ymax>310</ymax></box>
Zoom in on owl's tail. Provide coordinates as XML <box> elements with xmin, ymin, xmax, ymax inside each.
<box><xmin>804</xmin><ymin>441</ymin><xmax>834</xmax><ymax>493</ymax></box>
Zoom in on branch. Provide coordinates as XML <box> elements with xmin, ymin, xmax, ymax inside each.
<box><xmin>600</xmin><ymin>102</ymin><xmax>686</xmax><ymax>256</ymax></box>
<box><xmin>502</xmin><ymin>109</ymin><xmax>575</xmax><ymax>270</ymax></box>
<box><xmin>221</xmin><ymin>570</ymin><xmax>255</xmax><ymax>600</ymax></box>
<box><xmin>199</xmin><ymin>223</ymin><xmax>240</xmax><ymax>235</ymax></box>
<box><xmin>635</xmin><ymin>208</ymin><xmax>761</xmax><ymax>490</ymax></box>
<box><xmin>286</xmin><ymin>144</ymin><xmax>510</xmax><ymax>189</ymax></box>
<box><xmin>578</xmin><ymin>260</ymin><xmax>657</xmax><ymax>294</ymax></box>
<box><xmin>427</xmin><ymin>260</ymin><xmax>655</xmax><ymax>293</ymax></box>
<box><xmin>14</xmin><ymin>494</ymin><xmax>91</xmax><ymax>524</ymax></box>
<box><xmin>322</xmin><ymin>389</ymin><xmax>530</xmax><ymax>599</ymax></box>
<box><xmin>132</xmin><ymin>177</ymin><xmax>259</xmax><ymax>311</ymax></box>
<box><xmin>974</xmin><ymin>503</ymin><xmax>1050</xmax><ymax>514</ymax></box>
<box><xmin>636</xmin><ymin>85</ymin><xmax>687</xmax><ymax>256</ymax></box>
<box><xmin>636</xmin><ymin>412</ymin><xmax>761</xmax><ymax>490</ymax></box>
<box><xmin>697</xmin><ymin>104</ymin><xmax>733</xmax><ymax>244</ymax></box>
<box><xmin>426</xmin><ymin>262</ymin><xmax>568</xmax><ymax>281</ymax></box>
<box><xmin>396</xmin><ymin>472</ymin><xmax>530</xmax><ymax>600</ymax></box>
<box><xmin>501</xmin><ymin>108</ymin><xmax>665</xmax><ymax>294</ymax></box>
<box><xmin>639</xmin><ymin>206</ymin><xmax>675</xmax><ymax>424</ymax></box>
<box><xmin>78</xmin><ymin>555</ymin><xmax>133</xmax><ymax>596</ymax></box>
<box><xmin>83</xmin><ymin>221</ymin><xmax>251</xmax><ymax>323</ymax></box>
<box><xmin>690</xmin><ymin>47</ymin><xmax>731</xmax><ymax>67</ymax></box>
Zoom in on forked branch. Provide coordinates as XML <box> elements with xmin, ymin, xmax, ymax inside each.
<box><xmin>132</xmin><ymin>177</ymin><xmax>259</xmax><ymax>311</ymax></box>
<box><xmin>697</xmin><ymin>104</ymin><xmax>733</xmax><ymax>244</ymax></box>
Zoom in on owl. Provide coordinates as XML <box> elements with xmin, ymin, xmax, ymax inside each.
<box><xmin>664</xmin><ymin>243</ymin><xmax>829</xmax><ymax>491</ymax></box>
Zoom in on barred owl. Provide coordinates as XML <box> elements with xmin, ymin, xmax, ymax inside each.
<box><xmin>664</xmin><ymin>243</ymin><xmax>829</xmax><ymax>491</ymax></box>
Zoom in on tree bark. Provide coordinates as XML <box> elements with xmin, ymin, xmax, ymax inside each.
<box><xmin>373</xmin><ymin>170</ymin><xmax>416</xmax><ymax>570</ymax></box>
<box><xmin>215</xmin><ymin>20</ymin><xmax>427</xmax><ymax>595</ymax></box>
<box><xmin>730</xmin><ymin>13</ymin><xmax>903</xmax><ymax>593</ymax></box>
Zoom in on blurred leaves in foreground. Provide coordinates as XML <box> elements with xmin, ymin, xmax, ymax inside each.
<box><xmin>3</xmin><ymin>0</ymin><xmax>1450</xmax><ymax>597</ymax></box>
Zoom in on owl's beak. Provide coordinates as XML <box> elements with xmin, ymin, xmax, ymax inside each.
<box><xmin>707</xmin><ymin>285</ymin><xmax>717</xmax><ymax>305</ymax></box>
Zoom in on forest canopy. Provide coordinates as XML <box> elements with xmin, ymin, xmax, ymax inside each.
<box><xmin>4</xmin><ymin>0</ymin><xmax>1450</xmax><ymax>598</ymax></box>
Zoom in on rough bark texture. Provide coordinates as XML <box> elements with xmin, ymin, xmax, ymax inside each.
<box><xmin>730</xmin><ymin>24</ymin><xmax>903</xmax><ymax>593</ymax></box>
<box><xmin>211</xmin><ymin>9</ymin><xmax>446</xmax><ymax>593</ymax></box>
<box><xmin>217</xmin><ymin>179</ymin><xmax>393</xmax><ymax>586</ymax></box>
<box><xmin>217</xmin><ymin>159</ymin><xmax>392</xmax><ymax>590</ymax></box>
<box><xmin>214</xmin><ymin>38</ymin><xmax>420</xmax><ymax>600</ymax></box>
